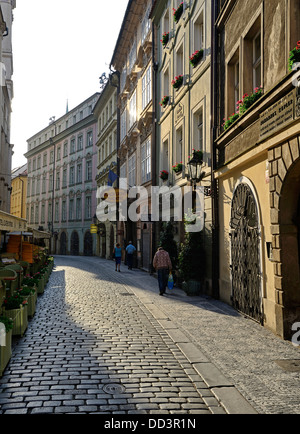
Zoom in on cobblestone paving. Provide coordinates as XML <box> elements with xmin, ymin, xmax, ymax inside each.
<box><xmin>0</xmin><ymin>256</ymin><xmax>225</xmax><ymax>415</ymax></box>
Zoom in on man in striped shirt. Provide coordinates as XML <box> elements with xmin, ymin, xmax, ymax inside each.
<box><xmin>153</xmin><ymin>247</ymin><xmax>172</xmax><ymax>296</ymax></box>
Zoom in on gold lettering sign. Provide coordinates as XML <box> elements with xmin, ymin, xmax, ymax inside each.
<box><xmin>260</xmin><ymin>90</ymin><xmax>296</xmax><ymax>140</ymax></box>
<box><xmin>0</xmin><ymin>211</ymin><xmax>27</xmax><ymax>232</ymax></box>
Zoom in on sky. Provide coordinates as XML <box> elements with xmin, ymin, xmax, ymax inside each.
<box><xmin>10</xmin><ymin>0</ymin><xmax>129</xmax><ymax>169</ymax></box>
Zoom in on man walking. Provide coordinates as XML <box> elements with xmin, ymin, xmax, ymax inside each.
<box><xmin>153</xmin><ymin>247</ymin><xmax>172</xmax><ymax>296</ymax></box>
<box><xmin>126</xmin><ymin>241</ymin><xmax>136</xmax><ymax>270</ymax></box>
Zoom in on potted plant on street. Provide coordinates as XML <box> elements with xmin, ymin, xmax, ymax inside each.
<box><xmin>178</xmin><ymin>212</ymin><xmax>205</xmax><ymax>295</ymax></box>
<box><xmin>0</xmin><ymin>316</ymin><xmax>13</xmax><ymax>377</ymax></box>
<box><xmin>18</xmin><ymin>286</ymin><xmax>36</xmax><ymax>318</ymax></box>
<box><xmin>2</xmin><ymin>294</ymin><xmax>28</xmax><ymax>336</ymax></box>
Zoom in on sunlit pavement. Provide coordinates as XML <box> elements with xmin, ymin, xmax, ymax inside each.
<box><xmin>1</xmin><ymin>255</ymin><xmax>300</xmax><ymax>414</ymax></box>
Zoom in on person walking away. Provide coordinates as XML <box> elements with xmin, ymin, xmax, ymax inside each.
<box><xmin>153</xmin><ymin>247</ymin><xmax>172</xmax><ymax>295</ymax></box>
<box><xmin>113</xmin><ymin>243</ymin><xmax>122</xmax><ymax>272</ymax></box>
<box><xmin>126</xmin><ymin>241</ymin><xmax>136</xmax><ymax>270</ymax></box>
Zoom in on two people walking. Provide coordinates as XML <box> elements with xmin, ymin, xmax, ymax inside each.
<box><xmin>113</xmin><ymin>241</ymin><xmax>136</xmax><ymax>272</ymax></box>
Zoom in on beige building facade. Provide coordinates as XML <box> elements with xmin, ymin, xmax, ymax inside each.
<box><xmin>10</xmin><ymin>164</ymin><xmax>27</xmax><ymax>219</ymax></box>
<box><xmin>151</xmin><ymin>0</ymin><xmax>214</xmax><ymax>291</ymax></box>
<box><xmin>215</xmin><ymin>0</ymin><xmax>300</xmax><ymax>339</ymax></box>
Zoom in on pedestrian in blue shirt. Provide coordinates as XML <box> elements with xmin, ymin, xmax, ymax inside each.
<box><xmin>113</xmin><ymin>243</ymin><xmax>122</xmax><ymax>272</ymax></box>
<box><xmin>126</xmin><ymin>241</ymin><xmax>136</xmax><ymax>270</ymax></box>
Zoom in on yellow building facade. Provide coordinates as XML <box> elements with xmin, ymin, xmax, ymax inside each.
<box><xmin>10</xmin><ymin>164</ymin><xmax>27</xmax><ymax>220</ymax></box>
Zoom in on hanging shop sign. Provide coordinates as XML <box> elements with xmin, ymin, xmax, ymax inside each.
<box><xmin>260</xmin><ymin>89</ymin><xmax>299</xmax><ymax>140</ymax></box>
<box><xmin>0</xmin><ymin>211</ymin><xmax>27</xmax><ymax>232</ymax></box>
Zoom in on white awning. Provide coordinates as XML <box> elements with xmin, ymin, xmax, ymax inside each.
<box><xmin>0</xmin><ymin>210</ymin><xmax>27</xmax><ymax>232</ymax></box>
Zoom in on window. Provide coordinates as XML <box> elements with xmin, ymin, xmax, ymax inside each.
<box><xmin>175</xmin><ymin>41</ymin><xmax>184</xmax><ymax>78</ymax></box>
<box><xmin>253</xmin><ymin>32</ymin><xmax>261</xmax><ymax>89</ymax></box>
<box><xmin>86</xmin><ymin>160</ymin><xmax>92</xmax><ymax>181</ymax></box>
<box><xmin>69</xmin><ymin>166</ymin><xmax>75</xmax><ymax>185</ymax></box>
<box><xmin>176</xmin><ymin>127</ymin><xmax>183</xmax><ymax>165</ymax></box>
<box><xmin>163</xmin><ymin>66</ymin><xmax>170</xmax><ymax>100</ymax></box>
<box><xmin>85</xmin><ymin>196</ymin><xmax>92</xmax><ymax>220</ymax></box>
<box><xmin>31</xmin><ymin>178</ymin><xmax>35</xmax><ymax>196</ymax></box>
<box><xmin>48</xmin><ymin>203</ymin><xmax>52</xmax><ymax>224</ymax></box>
<box><xmin>69</xmin><ymin>199</ymin><xmax>74</xmax><ymax>220</ymax></box>
<box><xmin>129</xmin><ymin>39</ymin><xmax>137</xmax><ymax>72</ymax></box>
<box><xmin>77</xmin><ymin>135</ymin><xmax>83</xmax><ymax>151</ymax></box>
<box><xmin>193</xmin><ymin>11</ymin><xmax>204</xmax><ymax>54</ymax></box>
<box><xmin>76</xmin><ymin>197</ymin><xmax>81</xmax><ymax>220</ymax></box>
<box><xmin>121</xmin><ymin>109</ymin><xmax>127</xmax><ymax>142</ymax></box>
<box><xmin>234</xmin><ymin>60</ymin><xmax>240</xmax><ymax>106</ymax></box>
<box><xmin>63</xmin><ymin>169</ymin><xmax>67</xmax><ymax>188</ymax></box>
<box><xmin>128</xmin><ymin>154</ymin><xmax>136</xmax><ymax>187</ymax></box>
<box><xmin>227</xmin><ymin>48</ymin><xmax>240</xmax><ymax>116</ymax></box>
<box><xmin>62</xmin><ymin>201</ymin><xmax>66</xmax><ymax>222</ymax></box>
<box><xmin>35</xmin><ymin>204</ymin><xmax>39</xmax><ymax>224</ymax></box>
<box><xmin>43</xmin><ymin>153</ymin><xmax>47</xmax><ymax>167</ymax></box>
<box><xmin>57</xmin><ymin>147</ymin><xmax>61</xmax><ymax>161</ymax></box>
<box><xmin>48</xmin><ymin>173</ymin><xmax>53</xmax><ymax>192</ymax></box>
<box><xmin>63</xmin><ymin>143</ymin><xmax>68</xmax><ymax>157</ymax></box>
<box><xmin>70</xmin><ymin>138</ymin><xmax>75</xmax><ymax>154</ymax></box>
<box><xmin>76</xmin><ymin>164</ymin><xmax>82</xmax><ymax>184</ymax></box>
<box><xmin>120</xmin><ymin>163</ymin><xmax>127</xmax><ymax>190</ymax></box>
<box><xmin>41</xmin><ymin>204</ymin><xmax>45</xmax><ymax>223</ymax></box>
<box><xmin>55</xmin><ymin>202</ymin><xmax>59</xmax><ymax>223</ymax></box>
<box><xmin>141</xmin><ymin>4</ymin><xmax>151</xmax><ymax>45</ymax></box>
<box><xmin>37</xmin><ymin>155</ymin><xmax>41</xmax><ymax>169</ymax></box>
<box><xmin>50</xmin><ymin>151</ymin><xmax>54</xmax><ymax>164</ymax></box>
<box><xmin>142</xmin><ymin>66</ymin><xmax>152</xmax><ymax>110</ymax></box>
<box><xmin>42</xmin><ymin>174</ymin><xmax>46</xmax><ymax>193</ymax></box>
<box><xmin>36</xmin><ymin>176</ymin><xmax>40</xmax><ymax>194</ymax></box>
<box><xmin>141</xmin><ymin>139</ymin><xmax>151</xmax><ymax>184</ymax></box>
<box><xmin>87</xmin><ymin>131</ymin><xmax>93</xmax><ymax>147</ymax></box>
<box><xmin>56</xmin><ymin>170</ymin><xmax>60</xmax><ymax>190</ymax></box>
<box><xmin>129</xmin><ymin>90</ymin><xmax>137</xmax><ymax>128</ymax></box>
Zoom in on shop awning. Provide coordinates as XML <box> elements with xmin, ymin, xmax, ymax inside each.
<box><xmin>27</xmin><ymin>227</ymin><xmax>51</xmax><ymax>239</ymax></box>
<box><xmin>0</xmin><ymin>210</ymin><xmax>27</xmax><ymax>232</ymax></box>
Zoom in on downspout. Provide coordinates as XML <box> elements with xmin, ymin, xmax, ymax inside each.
<box><xmin>211</xmin><ymin>0</ymin><xmax>220</xmax><ymax>299</ymax></box>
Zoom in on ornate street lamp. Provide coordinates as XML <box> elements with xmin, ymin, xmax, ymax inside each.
<box><xmin>187</xmin><ymin>150</ymin><xmax>211</xmax><ymax>196</ymax></box>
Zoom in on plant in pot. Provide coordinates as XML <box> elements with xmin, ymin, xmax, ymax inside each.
<box><xmin>159</xmin><ymin>95</ymin><xmax>170</xmax><ymax>108</ymax></box>
<box><xmin>2</xmin><ymin>294</ymin><xmax>28</xmax><ymax>336</ymax></box>
<box><xmin>0</xmin><ymin>316</ymin><xmax>13</xmax><ymax>377</ymax></box>
<box><xmin>18</xmin><ymin>286</ymin><xmax>36</xmax><ymax>318</ymax></box>
<box><xmin>178</xmin><ymin>212</ymin><xmax>205</xmax><ymax>296</ymax></box>
<box><xmin>189</xmin><ymin>49</ymin><xmax>204</xmax><ymax>68</ymax></box>
<box><xmin>173</xmin><ymin>2</ymin><xmax>184</xmax><ymax>23</ymax></box>
<box><xmin>172</xmin><ymin>162</ymin><xmax>183</xmax><ymax>174</ymax></box>
<box><xmin>159</xmin><ymin>170</ymin><xmax>169</xmax><ymax>181</ymax></box>
<box><xmin>160</xmin><ymin>32</ymin><xmax>170</xmax><ymax>48</ymax></box>
<box><xmin>171</xmin><ymin>75</ymin><xmax>184</xmax><ymax>90</ymax></box>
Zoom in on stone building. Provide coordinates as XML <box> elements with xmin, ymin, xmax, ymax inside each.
<box><xmin>214</xmin><ymin>0</ymin><xmax>300</xmax><ymax>339</ymax></box>
<box><xmin>0</xmin><ymin>0</ymin><xmax>15</xmax><ymax>214</ymax></box>
<box><xmin>151</xmin><ymin>0</ymin><xmax>214</xmax><ymax>291</ymax></box>
<box><xmin>25</xmin><ymin>93</ymin><xmax>99</xmax><ymax>256</ymax></box>
<box><xmin>110</xmin><ymin>0</ymin><xmax>155</xmax><ymax>270</ymax></box>
<box><xmin>93</xmin><ymin>79</ymin><xmax>118</xmax><ymax>259</ymax></box>
<box><xmin>10</xmin><ymin>163</ymin><xmax>27</xmax><ymax>219</ymax></box>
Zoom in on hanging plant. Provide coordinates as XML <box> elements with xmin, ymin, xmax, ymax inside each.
<box><xmin>189</xmin><ymin>49</ymin><xmax>204</xmax><ymax>68</ymax></box>
<box><xmin>173</xmin><ymin>2</ymin><xmax>184</xmax><ymax>23</ymax></box>
<box><xmin>159</xmin><ymin>170</ymin><xmax>169</xmax><ymax>181</ymax></box>
<box><xmin>171</xmin><ymin>75</ymin><xmax>183</xmax><ymax>90</ymax></box>
<box><xmin>159</xmin><ymin>95</ymin><xmax>170</xmax><ymax>108</ymax></box>
<box><xmin>288</xmin><ymin>41</ymin><xmax>300</xmax><ymax>71</ymax></box>
<box><xmin>160</xmin><ymin>32</ymin><xmax>170</xmax><ymax>48</ymax></box>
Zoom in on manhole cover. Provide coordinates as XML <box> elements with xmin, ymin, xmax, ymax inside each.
<box><xmin>275</xmin><ymin>360</ymin><xmax>300</xmax><ymax>372</ymax></box>
<box><xmin>102</xmin><ymin>383</ymin><xmax>126</xmax><ymax>394</ymax></box>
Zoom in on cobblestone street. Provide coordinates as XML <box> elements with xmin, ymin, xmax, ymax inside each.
<box><xmin>1</xmin><ymin>255</ymin><xmax>300</xmax><ymax>415</ymax></box>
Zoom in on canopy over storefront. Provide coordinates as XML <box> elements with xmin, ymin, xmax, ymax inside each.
<box><xmin>0</xmin><ymin>210</ymin><xmax>27</xmax><ymax>232</ymax></box>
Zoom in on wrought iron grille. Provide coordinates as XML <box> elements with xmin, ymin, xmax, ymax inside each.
<box><xmin>230</xmin><ymin>184</ymin><xmax>263</xmax><ymax>324</ymax></box>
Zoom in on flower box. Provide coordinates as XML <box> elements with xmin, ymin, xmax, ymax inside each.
<box><xmin>160</xmin><ymin>32</ymin><xmax>169</xmax><ymax>48</ymax></box>
<box><xmin>0</xmin><ymin>328</ymin><xmax>12</xmax><ymax>377</ymax></box>
<box><xmin>171</xmin><ymin>75</ymin><xmax>183</xmax><ymax>90</ymax></box>
<box><xmin>159</xmin><ymin>170</ymin><xmax>169</xmax><ymax>181</ymax></box>
<box><xmin>189</xmin><ymin>49</ymin><xmax>204</xmax><ymax>68</ymax></box>
<box><xmin>159</xmin><ymin>95</ymin><xmax>170</xmax><ymax>108</ymax></box>
<box><xmin>288</xmin><ymin>41</ymin><xmax>300</xmax><ymax>71</ymax></box>
<box><xmin>19</xmin><ymin>287</ymin><xmax>36</xmax><ymax>318</ymax></box>
<box><xmin>172</xmin><ymin>162</ymin><xmax>183</xmax><ymax>174</ymax></box>
<box><xmin>173</xmin><ymin>2</ymin><xmax>183</xmax><ymax>23</ymax></box>
<box><xmin>3</xmin><ymin>305</ymin><xmax>28</xmax><ymax>337</ymax></box>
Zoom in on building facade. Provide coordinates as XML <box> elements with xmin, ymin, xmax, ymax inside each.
<box><xmin>25</xmin><ymin>93</ymin><xmax>99</xmax><ymax>256</ymax></box>
<box><xmin>110</xmin><ymin>0</ymin><xmax>155</xmax><ymax>270</ymax></box>
<box><xmin>0</xmin><ymin>0</ymin><xmax>15</xmax><ymax>214</ymax></box>
<box><xmin>94</xmin><ymin>79</ymin><xmax>118</xmax><ymax>259</ymax></box>
<box><xmin>214</xmin><ymin>0</ymin><xmax>300</xmax><ymax>339</ymax></box>
<box><xmin>10</xmin><ymin>163</ymin><xmax>27</xmax><ymax>219</ymax></box>
<box><xmin>151</xmin><ymin>0</ymin><xmax>214</xmax><ymax>292</ymax></box>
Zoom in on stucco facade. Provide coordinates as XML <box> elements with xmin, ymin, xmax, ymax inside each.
<box><xmin>10</xmin><ymin>164</ymin><xmax>27</xmax><ymax>220</ymax></box>
<box><xmin>25</xmin><ymin>93</ymin><xmax>99</xmax><ymax>256</ymax></box>
<box><xmin>215</xmin><ymin>0</ymin><xmax>300</xmax><ymax>339</ymax></box>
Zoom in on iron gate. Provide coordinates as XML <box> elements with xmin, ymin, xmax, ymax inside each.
<box><xmin>230</xmin><ymin>183</ymin><xmax>263</xmax><ymax>323</ymax></box>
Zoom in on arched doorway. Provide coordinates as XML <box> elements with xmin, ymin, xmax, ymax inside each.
<box><xmin>70</xmin><ymin>231</ymin><xmax>79</xmax><ymax>256</ymax></box>
<box><xmin>84</xmin><ymin>231</ymin><xmax>93</xmax><ymax>256</ymax></box>
<box><xmin>60</xmin><ymin>232</ymin><xmax>67</xmax><ymax>255</ymax></box>
<box><xmin>230</xmin><ymin>182</ymin><xmax>263</xmax><ymax>323</ymax></box>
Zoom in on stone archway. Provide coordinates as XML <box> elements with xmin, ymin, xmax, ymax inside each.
<box><xmin>268</xmin><ymin>135</ymin><xmax>300</xmax><ymax>339</ymax></box>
